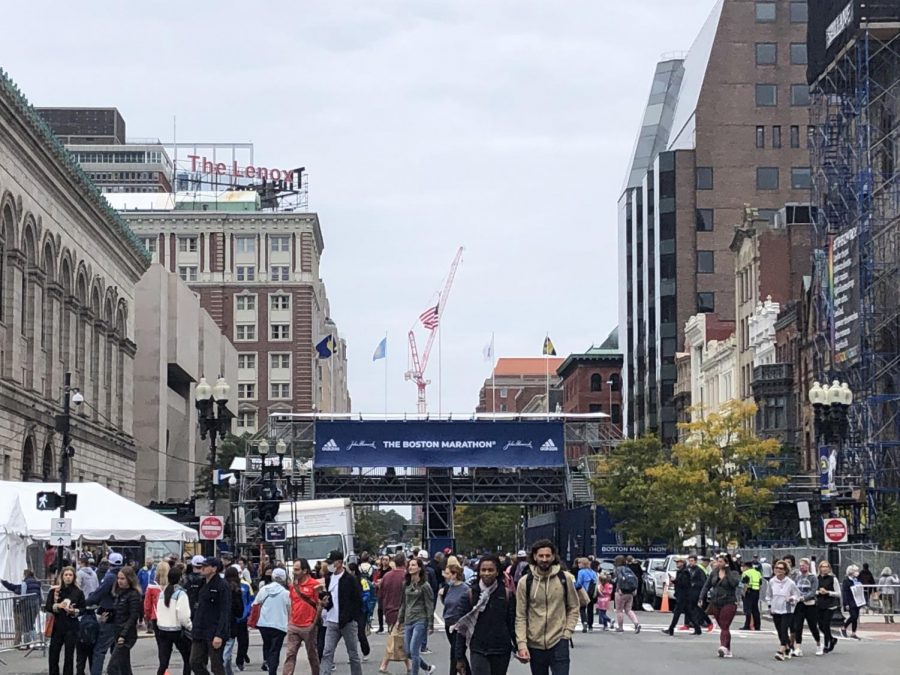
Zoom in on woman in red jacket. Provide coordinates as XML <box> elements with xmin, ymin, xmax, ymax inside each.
<box><xmin>144</xmin><ymin>561</ymin><xmax>170</xmax><ymax>635</ymax></box>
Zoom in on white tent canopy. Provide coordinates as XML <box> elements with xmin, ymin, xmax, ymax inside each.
<box><xmin>0</xmin><ymin>481</ymin><xmax>199</xmax><ymax>543</ymax></box>
<box><xmin>0</xmin><ymin>490</ymin><xmax>30</xmax><ymax>581</ymax></box>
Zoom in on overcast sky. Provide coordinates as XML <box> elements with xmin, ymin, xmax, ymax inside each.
<box><xmin>2</xmin><ymin>1</ymin><xmax>714</xmax><ymax>414</ymax></box>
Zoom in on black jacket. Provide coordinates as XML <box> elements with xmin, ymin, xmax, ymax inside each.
<box><xmin>193</xmin><ymin>574</ymin><xmax>232</xmax><ymax>642</ymax></box>
<box><xmin>2</xmin><ymin>576</ymin><xmax>42</xmax><ymax>613</ymax></box>
<box><xmin>45</xmin><ymin>584</ymin><xmax>86</xmax><ymax>635</ymax></box>
<box><xmin>687</xmin><ymin>565</ymin><xmax>707</xmax><ymax>593</ymax></box>
<box><xmin>324</xmin><ymin>570</ymin><xmax>362</xmax><ymax>628</ymax></box>
<box><xmin>182</xmin><ymin>570</ymin><xmax>206</xmax><ymax>619</ymax></box>
<box><xmin>111</xmin><ymin>588</ymin><xmax>142</xmax><ymax>645</ymax></box>
<box><xmin>817</xmin><ymin>574</ymin><xmax>840</xmax><ymax>611</ymax></box>
<box><xmin>672</xmin><ymin>568</ymin><xmax>691</xmax><ymax>600</ymax></box>
<box><xmin>456</xmin><ymin>585</ymin><xmax>516</xmax><ymax>658</ymax></box>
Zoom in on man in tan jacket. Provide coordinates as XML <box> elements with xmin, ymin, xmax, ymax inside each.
<box><xmin>515</xmin><ymin>540</ymin><xmax>580</xmax><ymax>675</ymax></box>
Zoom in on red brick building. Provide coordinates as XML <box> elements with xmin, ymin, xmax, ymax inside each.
<box><xmin>556</xmin><ymin>347</ymin><xmax>623</xmax><ymax>432</ymax></box>
<box><xmin>476</xmin><ymin>357</ymin><xmax>564</xmax><ymax>413</ymax></box>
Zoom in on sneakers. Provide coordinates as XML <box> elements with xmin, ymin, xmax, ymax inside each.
<box><xmin>427</xmin><ymin>666</ymin><xmax>437</xmax><ymax>674</ymax></box>
<box><xmin>582</xmin><ymin>625</ymin><xmax>588</xmax><ymax>634</ymax></box>
<box><xmin>678</xmin><ymin>625</ymin><xmax>691</xmax><ymax>631</ymax></box>
<box><xmin>775</xmin><ymin>652</ymin><xmax>785</xmax><ymax>661</ymax></box>
<box><xmin>614</xmin><ymin>627</ymin><xmax>624</xmax><ymax>633</ymax></box>
<box><xmin>634</xmin><ymin>624</ymin><xmax>641</xmax><ymax>634</ymax></box>
<box><xmin>718</xmin><ymin>646</ymin><xmax>726</xmax><ymax>658</ymax></box>
<box><xmin>793</xmin><ymin>646</ymin><xmax>803</xmax><ymax>657</ymax></box>
<box><xmin>588</xmin><ymin>626</ymin><xmax>593</xmax><ymax>632</ymax></box>
<box><xmin>851</xmin><ymin>633</ymin><xmax>860</xmax><ymax>640</ymax></box>
<box><xmin>661</xmin><ymin>629</ymin><xmax>674</xmax><ymax>636</ymax></box>
<box><xmin>815</xmin><ymin>643</ymin><xmax>824</xmax><ymax>656</ymax></box>
<box><xmin>723</xmin><ymin>650</ymin><xmax>733</xmax><ymax>659</ymax></box>
<box><xmin>420</xmin><ymin>649</ymin><xmax>433</xmax><ymax>655</ymax></box>
<box><xmin>840</xmin><ymin>628</ymin><xmax>848</xmax><ymax>638</ymax></box>
<box><xmin>829</xmin><ymin>637</ymin><xmax>838</xmax><ymax>652</ymax></box>
<box><xmin>706</xmin><ymin>623</ymin><xmax>715</xmax><ymax>633</ymax></box>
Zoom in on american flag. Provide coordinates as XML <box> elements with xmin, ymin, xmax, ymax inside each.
<box><xmin>419</xmin><ymin>303</ymin><xmax>440</xmax><ymax>330</ymax></box>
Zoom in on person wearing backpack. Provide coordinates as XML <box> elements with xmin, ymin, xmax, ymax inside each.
<box><xmin>513</xmin><ymin>540</ymin><xmax>579</xmax><ymax>675</ymax></box>
<box><xmin>573</xmin><ymin>558</ymin><xmax>598</xmax><ymax>633</ymax></box>
<box><xmin>611</xmin><ymin>556</ymin><xmax>641</xmax><ymax>634</ymax></box>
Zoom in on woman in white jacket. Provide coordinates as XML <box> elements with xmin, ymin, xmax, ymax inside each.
<box><xmin>155</xmin><ymin>567</ymin><xmax>193</xmax><ymax>675</ymax></box>
<box><xmin>765</xmin><ymin>561</ymin><xmax>801</xmax><ymax>661</ymax></box>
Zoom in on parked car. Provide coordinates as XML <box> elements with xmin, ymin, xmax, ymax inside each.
<box><xmin>649</xmin><ymin>555</ymin><xmax>682</xmax><ymax>609</ymax></box>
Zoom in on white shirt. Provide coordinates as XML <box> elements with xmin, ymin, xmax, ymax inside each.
<box><xmin>324</xmin><ymin>570</ymin><xmax>343</xmax><ymax>624</ymax></box>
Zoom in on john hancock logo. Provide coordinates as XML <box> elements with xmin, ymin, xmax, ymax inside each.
<box><xmin>540</xmin><ymin>438</ymin><xmax>558</xmax><ymax>453</ymax></box>
<box><xmin>322</xmin><ymin>439</ymin><xmax>340</xmax><ymax>452</ymax></box>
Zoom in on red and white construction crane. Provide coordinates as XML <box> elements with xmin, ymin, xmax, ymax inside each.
<box><xmin>405</xmin><ymin>247</ymin><xmax>464</xmax><ymax>414</ymax></box>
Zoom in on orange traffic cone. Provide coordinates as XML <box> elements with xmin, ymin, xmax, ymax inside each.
<box><xmin>660</xmin><ymin>582</ymin><xmax>670</xmax><ymax>612</ymax></box>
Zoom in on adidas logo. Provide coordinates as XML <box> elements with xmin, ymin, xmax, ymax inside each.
<box><xmin>540</xmin><ymin>438</ymin><xmax>558</xmax><ymax>452</ymax></box>
<box><xmin>322</xmin><ymin>439</ymin><xmax>340</xmax><ymax>452</ymax></box>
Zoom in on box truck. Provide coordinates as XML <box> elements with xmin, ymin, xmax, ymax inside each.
<box><xmin>274</xmin><ymin>498</ymin><xmax>355</xmax><ymax>562</ymax></box>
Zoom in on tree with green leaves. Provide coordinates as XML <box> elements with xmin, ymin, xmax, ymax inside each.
<box><xmin>871</xmin><ymin>500</ymin><xmax>900</xmax><ymax>549</ymax></box>
<box><xmin>355</xmin><ymin>509</ymin><xmax>410</xmax><ymax>554</ymax></box>
<box><xmin>454</xmin><ymin>505</ymin><xmax>520</xmax><ymax>555</ymax></box>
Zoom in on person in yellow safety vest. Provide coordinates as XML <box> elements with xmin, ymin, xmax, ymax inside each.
<box><xmin>739</xmin><ymin>562</ymin><xmax>763</xmax><ymax>630</ymax></box>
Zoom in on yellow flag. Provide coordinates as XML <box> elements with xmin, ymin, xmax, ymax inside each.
<box><xmin>542</xmin><ymin>336</ymin><xmax>557</xmax><ymax>356</ymax></box>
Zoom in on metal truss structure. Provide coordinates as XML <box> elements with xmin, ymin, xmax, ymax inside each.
<box><xmin>810</xmin><ymin>25</ymin><xmax>900</xmax><ymax>523</ymax></box>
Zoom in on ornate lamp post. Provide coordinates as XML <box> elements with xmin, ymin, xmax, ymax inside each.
<box><xmin>195</xmin><ymin>376</ymin><xmax>232</xmax><ymax>516</ymax></box>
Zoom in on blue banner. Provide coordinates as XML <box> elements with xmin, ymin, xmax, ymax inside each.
<box><xmin>314</xmin><ymin>420</ymin><xmax>565</xmax><ymax>468</ymax></box>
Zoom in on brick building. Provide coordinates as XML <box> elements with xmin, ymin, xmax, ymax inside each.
<box><xmin>122</xmin><ymin>208</ymin><xmax>349</xmax><ymax>435</ymax></box>
<box><xmin>619</xmin><ymin>0</ymin><xmax>812</xmax><ymax>444</ymax></box>
<box><xmin>0</xmin><ymin>70</ymin><xmax>149</xmax><ymax>495</ymax></box>
<box><xmin>476</xmin><ymin>357</ymin><xmax>563</xmax><ymax>413</ymax></box>
<box><xmin>556</xmin><ymin>330</ymin><xmax>623</xmax><ymax>431</ymax></box>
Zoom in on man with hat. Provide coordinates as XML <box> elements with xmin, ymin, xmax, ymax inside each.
<box><xmin>662</xmin><ymin>557</ymin><xmax>700</xmax><ymax>635</ymax></box>
<box><xmin>86</xmin><ymin>551</ymin><xmax>124</xmax><ymax>675</ymax></box>
<box><xmin>320</xmin><ymin>550</ymin><xmax>363</xmax><ymax>675</ymax></box>
<box><xmin>184</xmin><ymin>554</ymin><xmax>208</xmax><ymax>619</ymax></box>
<box><xmin>190</xmin><ymin>556</ymin><xmax>231</xmax><ymax>675</ymax></box>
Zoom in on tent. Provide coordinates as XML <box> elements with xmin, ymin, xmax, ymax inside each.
<box><xmin>0</xmin><ymin>481</ymin><xmax>199</xmax><ymax>543</ymax></box>
<box><xmin>0</xmin><ymin>491</ymin><xmax>30</xmax><ymax>581</ymax></box>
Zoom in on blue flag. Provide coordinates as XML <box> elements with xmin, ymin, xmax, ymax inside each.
<box><xmin>316</xmin><ymin>335</ymin><xmax>335</xmax><ymax>359</ymax></box>
<box><xmin>373</xmin><ymin>337</ymin><xmax>387</xmax><ymax>361</ymax></box>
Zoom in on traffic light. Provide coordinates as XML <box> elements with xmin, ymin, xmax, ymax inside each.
<box><xmin>36</xmin><ymin>492</ymin><xmax>77</xmax><ymax>511</ymax></box>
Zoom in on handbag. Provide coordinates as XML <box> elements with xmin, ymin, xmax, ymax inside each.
<box><xmin>44</xmin><ymin>613</ymin><xmax>55</xmax><ymax>638</ymax></box>
<box><xmin>385</xmin><ymin>623</ymin><xmax>407</xmax><ymax>662</ymax></box>
<box><xmin>247</xmin><ymin>590</ymin><xmax>270</xmax><ymax>629</ymax></box>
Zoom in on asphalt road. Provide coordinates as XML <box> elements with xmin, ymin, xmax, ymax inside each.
<box><xmin>3</xmin><ymin>614</ymin><xmax>898</xmax><ymax>675</ymax></box>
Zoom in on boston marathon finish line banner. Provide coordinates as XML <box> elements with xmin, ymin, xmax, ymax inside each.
<box><xmin>314</xmin><ymin>420</ymin><xmax>565</xmax><ymax>468</ymax></box>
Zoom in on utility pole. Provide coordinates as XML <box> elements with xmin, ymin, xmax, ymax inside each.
<box><xmin>55</xmin><ymin>372</ymin><xmax>79</xmax><ymax>519</ymax></box>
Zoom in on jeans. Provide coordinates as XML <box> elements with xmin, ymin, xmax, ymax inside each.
<box><xmin>793</xmin><ymin>603</ymin><xmax>820</xmax><ymax>645</ymax></box>
<box><xmin>190</xmin><ymin>638</ymin><xmax>226</xmax><ymax>675</ymax></box>
<box><xmin>741</xmin><ymin>589</ymin><xmax>760</xmax><ymax>630</ymax></box>
<box><xmin>49</xmin><ymin>627</ymin><xmax>78</xmax><ymax>675</ymax></box>
<box><xmin>259</xmin><ymin>627</ymin><xmax>286</xmax><ymax>675</ymax></box>
<box><xmin>222</xmin><ymin>638</ymin><xmax>236</xmax><ymax>675</ymax></box>
<box><xmin>579</xmin><ymin>603</ymin><xmax>594</xmax><ymax>629</ymax></box>
<box><xmin>710</xmin><ymin>604</ymin><xmax>735</xmax><ymax>649</ymax></box>
<box><xmin>90</xmin><ymin>622</ymin><xmax>116</xmax><ymax>675</ymax></box>
<box><xmin>156</xmin><ymin>629</ymin><xmax>191</xmax><ymax>675</ymax></box>
<box><xmin>283</xmin><ymin>624</ymin><xmax>319</xmax><ymax>675</ymax></box>
<box><xmin>320</xmin><ymin>621</ymin><xmax>362</xmax><ymax>675</ymax></box>
<box><xmin>404</xmin><ymin>621</ymin><xmax>428</xmax><ymax>675</ymax></box>
<box><xmin>470</xmin><ymin>651</ymin><xmax>511</xmax><ymax>675</ymax></box>
<box><xmin>596</xmin><ymin>609</ymin><xmax>610</xmax><ymax>629</ymax></box>
<box><xmin>528</xmin><ymin>639</ymin><xmax>569</xmax><ymax>675</ymax></box>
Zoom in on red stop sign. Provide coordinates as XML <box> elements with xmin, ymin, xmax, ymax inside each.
<box><xmin>823</xmin><ymin>517</ymin><xmax>848</xmax><ymax>544</ymax></box>
<box><xmin>199</xmin><ymin>515</ymin><xmax>224</xmax><ymax>540</ymax></box>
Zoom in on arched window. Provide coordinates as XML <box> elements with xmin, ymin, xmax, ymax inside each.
<box><xmin>590</xmin><ymin>373</ymin><xmax>602</xmax><ymax>392</ymax></box>
<box><xmin>608</xmin><ymin>373</ymin><xmax>622</xmax><ymax>391</ymax></box>
<box><xmin>42</xmin><ymin>442</ymin><xmax>54</xmax><ymax>481</ymax></box>
<box><xmin>21</xmin><ymin>437</ymin><xmax>35</xmax><ymax>481</ymax></box>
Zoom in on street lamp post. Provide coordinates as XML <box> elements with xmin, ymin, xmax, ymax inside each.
<box><xmin>195</xmin><ymin>376</ymin><xmax>232</xmax><ymax>519</ymax></box>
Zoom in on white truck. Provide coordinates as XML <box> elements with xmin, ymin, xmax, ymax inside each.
<box><xmin>273</xmin><ymin>498</ymin><xmax>355</xmax><ymax>562</ymax></box>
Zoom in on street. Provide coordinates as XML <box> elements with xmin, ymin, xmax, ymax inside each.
<box><xmin>3</xmin><ymin>613</ymin><xmax>899</xmax><ymax>675</ymax></box>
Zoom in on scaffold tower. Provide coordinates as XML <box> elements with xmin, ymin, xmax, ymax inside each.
<box><xmin>810</xmin><ymin>24</ymin><xmax>900</xmax><ymax>523</ymax></box>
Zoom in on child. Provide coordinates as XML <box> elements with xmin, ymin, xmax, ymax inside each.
<box><xmin>595</xmin><ymin>573</ymin><xmax>613</xmax><ymax>631</ymax></box>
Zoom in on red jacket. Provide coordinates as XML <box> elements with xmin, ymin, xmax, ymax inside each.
<box><xmin>289</xmin><ymin>577</ymin><xmax>322</xmax><ymax>628</ymax></box>
<box><xmin>144</xmin><ymin>583</ymin><xmax>161</xmax><ymax>621</ymax></box>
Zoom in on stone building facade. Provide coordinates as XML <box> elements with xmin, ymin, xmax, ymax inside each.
<box><xmin>0</xmin><ymin>69</ymin><xmax>149</xmax><ymax>495</ymax></box>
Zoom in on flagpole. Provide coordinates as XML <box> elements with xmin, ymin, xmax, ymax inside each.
<box><xmin>438</xmin><ymin>318</ymin><xmax>442</xmax><ymax>417</ymax></box>
<box><xmin>491</xmin><ymin>332</ymin><xmax>496</xmax><ymax>414</ymax></box>
<box><xmin>384</xmin><ymin>331</ymin><xmax>388</xmax><ymax>418</ymax></box>
<box><xmin>545</xmin><ymin>333</ymin><xmax>550</xmax><ymax>417</ymax></box>
<box><xmin>330</xmin><ymin>338</ymin><xmax>335</xmax><ymax>413</ymax></box>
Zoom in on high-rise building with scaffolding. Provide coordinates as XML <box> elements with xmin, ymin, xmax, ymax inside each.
<box><xmin>808</xmin><ymin>1</ymin><xmax>900</xmax><ymax>524</ymax></box>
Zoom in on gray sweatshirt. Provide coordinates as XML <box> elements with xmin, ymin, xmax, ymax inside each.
<box><xmin>792</xmin><ymin>571</ymin><xmax>818</xmax><ymax>605</ymax></box>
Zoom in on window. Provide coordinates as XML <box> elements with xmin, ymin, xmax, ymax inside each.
<box><xmin>611</xmin><ymin>404</ymin><xmax>622</xmax><ymax>425</ymax></box>
<box><xmin>237</xmin><ymin>384</ymin><xmax>256</xmax><ymax>400</ymax></box>
<box><xmin>756</xmin><ymin>84</ymin><xmax>777</xmax><ymax>107</ymax></box>
<box><xmin>588</xmin><ymin>404</ymin><xmax>603</xmax><ymax>413</ymax></box>
<box><xmin>807</xmin><ymin>125</ymin><xmax>817</xmax><ymax>148</ymax></box>
<box><xmin>270</xmin><ymin>266</ymin><xmax>290</xmax><ymax>282</ymax></box>
<box><xmin>791</xmin><ymin>84</ymin><xmax>810</xmax><ymax>106</ymax></box>
<box><xmin>270</xmin><ymin>323</ymin><xmax>290</xmax><ymax>340</ymax></box>
<box><xmin>499</xmin><ymin>403</ymin><xmax>508</xmax><ymax>412</ymax></box>
<box><xmin>791</xmin><ymin>167</ymin><xmax>812</xmax><ymax>189</ymax></box>
<box><xmin>772</xmin><ymin>125</ymin><xmax>782</xmax><ymax>149</ymax></box>
<box><xmin>236</xmin><ymin>295</ymin><xmax>256</xmax><ymax>311</ymax></box>
<box><xmin>178</xmin><ymin>236</ymin><xmax>197</xmax><ymax>253</ymax></box>
<box><xmin>236</xmin><ymin>324</ymin><xmax>256</xmax><ymax>341</ymax></box>
<box><xmin>790</xmin><ymin>1</ymin><xmax>807</xmax><ymax>22</ymax></box>
<box><xmin>697</xmin><ymin>250</ymin><xmax>715</xmax><ymax>274</ymax></box>
<box><xmin>756</xmin><ymin>126</ymin><xmax>765</xmax><ymax>148</ymax></box>
<box><xmin>697</xmin><ymin>292</ymin><xmax>715</xmax><ymax>313</ymax></box>
<box><xmin>755</xmin><ymin>43</ymin><xmax>777</xmax><ymax>65</ymax></box>
<box><xmin>499</xmin><ymin>387</ymin><xmax>508</xmax><ymax>398</ymax></box>
<box><xmin>270</xmin><ymin>235</ymin><xmax>290</xmax><ymax>252</ymax></box>
<box><xmin>590</xmin><ymin>374</ymin><xmax>602</xmax><ymax>392</ymax></box>
<box><xmin>178</xmin><ymin>266</ymin><xmax>197</xmax><ymax>282</ymax></box>
<box><xmin>790</xmin><ymin>125</ymin><xmax>800</xmax><ymax>148</ymax></box>
<box><xmin>271</xmin><ymin>353</ymin><xmax>291</xmax><ymax>369</ymax></box>
<box><xmin>236</xmin><ymin>266</ymin><xmax>255</xmax><ymax>282</ymax></box>
<box><xmin>235</xmin><ymin>236</ymin><xmax>256</xmax><ymax>254</ymax></box>
<box><xmin>755</xmin><ymin>1</ymin><xmax>776</xmax><ymax>22</ymax></box>
<box><xmin>790</xmin><ymin>43</ymin><xmax>808</xmax><ymax>65</ymax></box>
<box><xmin>757</xmin><ymin>167</ymin><xmax>779</xmax><ymax>190</ymax></box>
<box><xmin>696</xmin><ymin>167</ymin><xmax>713</xmax><ymax>190</ymax></box>
<box><xmin>696</xmin><ymin>208</ymin><xmax>714</xmax><ymax>232</ymax></box>
<box><xmin>238</xmin><ymin>353</ymin><xmax>256</xmax><ymax>370</ymax></box>
<box><xmin>236</xmin><ymin>411</ymin><xmax>257</xmax><ymax>431</ymax></box>
<box><xmin>271</xmin><ymin>294</ymin><xmax>290</xmax><ymax>311</ymax></box>
<box><xmin>141</xmin><ymin>237</ymin><xmax>157</xmax><ymax>254</ymax></box>
<box><xmin>271</xmin><ymin>383</ymin><xmax>291</xmax><ymax>399</ymax></box>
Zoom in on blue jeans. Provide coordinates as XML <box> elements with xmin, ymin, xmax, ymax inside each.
<box><xmin>404</xmin><ymin>621</ymin><xmax>428</xmax><ymax>675</ymax></box>
<box><xmin>90</xmin><ymin>622</ymin><xmax>117</xmax><ymax>675</ymax></box>
<box><xmin>222</xmin><ymin>637</ymin><xmax>236</xmax><ymax>675</ymax></box>
<box><xmin>528</xmin><ymin>639</ymin><xmax>569</xmax><ymax>675</ymax></box>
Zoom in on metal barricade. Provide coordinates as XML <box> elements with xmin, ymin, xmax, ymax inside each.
<box><xmin>0</xmin><ymin>592</ymin><xmax>46</xmax><ymax>655</ymax></box>
<box><xmin>863</xmin><ymin>584</ymin><xmax>900</xmax><ymax>619</ymax></box>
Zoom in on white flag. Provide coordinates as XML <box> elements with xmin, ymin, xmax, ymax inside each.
<box><xmin>482</xmin><ymin>336</ymin><xmax>494</xmax><ymax>362</ymax></box>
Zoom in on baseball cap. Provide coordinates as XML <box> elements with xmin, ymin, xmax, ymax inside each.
<box><xmin>200</xmin><ymin>557</ymin><xmax>220</xmax><ymax>569</ymax></box>
<box><xmin>272</xmin><ymin>568</ymin><xmax>287</xmax><ymax>581</ymax></box>
<box><xmin>517</xmin><ymin>550</ymin><xmax>527</xmax><ymax>557</ymax></box>
<box><xmin>418</xmin><ymin>550</ymin><xmax>429</xmax><ymax>560</ymax></box>
<box><xmin>191</xmin><ymin>554</ymin><xmax>207</xmax><ymax>567</ymax></box>
<box><xmin>443</xmin><ymin>547</ymin><xmax>452</xmax><ymax>555</ymax></box>
<box><xmin>325</xmin><ymin>550</ymin><xmax>344</xmax><ymax>563</ymax></box>
<box><xmin>108</xmin><ymin>552</ymin><xmax>124</xmax><ymax>566</ymax></box>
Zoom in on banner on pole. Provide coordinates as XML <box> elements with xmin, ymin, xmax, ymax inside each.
<box><xmin>314</xmin><ymin>420</ymin><xmax>565</xmax><ymax>468</ymax></box>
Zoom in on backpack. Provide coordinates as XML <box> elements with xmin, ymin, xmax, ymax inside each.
<box><xmin>616</xmin><ymin>567</ymin><xmax>638</xmax><ymax>594</ymax></box>
<box><xmin>586</xmin><ymin>578</ymin><xmax>598</xmax><ymax>601</ymax></box>
<box><xmin>78</xmin><ymin>611</ymin><xmax>100</xmax><ymax>646</ymax></box>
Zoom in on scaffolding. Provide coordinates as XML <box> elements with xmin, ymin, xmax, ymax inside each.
<box><xmin>810</xmin><ymin>25</ymin><xmax>900</xmax><ymax>524</ymax></box>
